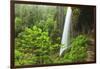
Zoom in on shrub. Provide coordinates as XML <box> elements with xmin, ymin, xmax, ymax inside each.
<box><xmin>15</xmin><ymin>26</ymin><xmax>61</xmax><ymax>65</ymax></box>
<box><xmin>63</xmin><ymin>35</ymin><xmax>89</xmax><ymax>62</ymax></box>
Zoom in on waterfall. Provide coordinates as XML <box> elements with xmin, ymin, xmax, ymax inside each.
<box><xmin>59</xmin><ymin>7</ymin><xmax>72</xmax><ymax>56</ymax></box>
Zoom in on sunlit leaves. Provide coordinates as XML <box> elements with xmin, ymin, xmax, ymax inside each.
<box><xmin>15</xmin><ymin>25</ymin><xmax>61</xmax><ymax>65</ymax></box>
<box><xmin>63</xmin><ymin>35</ymin><xmax>89</xmax><ymax>62</ymax></box>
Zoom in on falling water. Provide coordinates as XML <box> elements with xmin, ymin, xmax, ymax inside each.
<box><xmin>59</xmin><ymin>7</ymin><xmax>72</xmax><ymax>56</ymax></box>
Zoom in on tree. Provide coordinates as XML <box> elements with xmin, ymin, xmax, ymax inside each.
<box><xmin>15</xmin><ymin>26</ymin><xmax>61</xmax><ymax>65</ymax></box>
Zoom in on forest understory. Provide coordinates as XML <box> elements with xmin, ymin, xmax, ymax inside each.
<box><xmin>14</xmin><ymin>4</ymin><xmax>95</xmax><ymax>66</ymax></box>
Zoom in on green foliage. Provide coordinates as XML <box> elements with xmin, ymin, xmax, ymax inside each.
<box><xmin>14</xmin><ymin>4</ymin><xmax>91</xmax><ymax>66</ymax></box>
<box><xmin>15</xmin><ymin>17</ymin><xmax>23</xmax><ymax>36</ymax></box>
<box><xmin>63</xmin><ymin>35</ymin><xmax>88</xmax><ymax>62</ymax></box>
<box><xmin>15</xmin><ymin>26</ymin><xmax>61</xmax><ymax>65</ymax></box>
<box><xmin>36</xmin><ymin>13</ymin><xmax>56</xmax><ymax>34</ymax></box>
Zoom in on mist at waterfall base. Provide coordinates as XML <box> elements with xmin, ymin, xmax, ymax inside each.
<box><xmin>59</xmin><ymin>7</ymin><xmax>72</xmax><ymax>56</ymax></box>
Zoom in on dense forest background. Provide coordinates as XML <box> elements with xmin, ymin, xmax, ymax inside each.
<box><xmin>14</xmin><ymin>4</ymin><xmax>95</xmax><ymax>66</ymax></box>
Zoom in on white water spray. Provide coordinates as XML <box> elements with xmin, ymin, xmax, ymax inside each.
<box><xmin>59</xmin><ymin>7</ymin><xmax>72</xmax><ymax>56</ymax></box>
